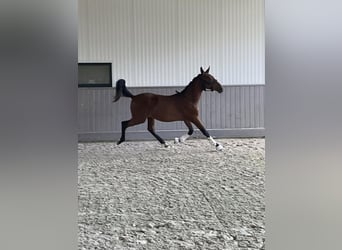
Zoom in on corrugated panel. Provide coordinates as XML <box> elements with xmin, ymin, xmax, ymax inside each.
<box><xmin>78</xmin><ymin>85</ymin><xmax>264</xmax><ymax>135</ymax></box>
<box><xmin>78</xmin><ymin>0</ymin><xmax>265</xmax><ymax>87</ymax></box>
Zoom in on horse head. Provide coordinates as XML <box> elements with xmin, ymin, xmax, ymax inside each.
<box><xmin>198</xmin><ymin>67</ymin><xmax>223</xmax><ymax>93</ymax></box>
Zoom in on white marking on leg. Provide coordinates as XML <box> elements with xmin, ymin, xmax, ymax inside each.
<box><xmin>175</xmin><ymin>134</ymin><xmax>190</xmax><ymax>143</ymax></box>
<box><xmin>179</xmin><ymin>134</ymin><xmax>190</xmax><ymax>143</ymax></box>
<box><xmin>216</xmin><ymin>144</ymin><xmax>223</xmax><ymax>151</ymax></box>
<box><xmin>208</xmin><ymin>136</ymin><xmax>217</xmax><ymax>145</ymax></box>
<box><xmin>208</xmin><ymin>136</ymin><xmax>223</xmax><ymax>151</ymax></box>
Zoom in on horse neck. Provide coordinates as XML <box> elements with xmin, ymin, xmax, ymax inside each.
<box><xmin>181</xmin><ymin>80</ymin><xmax>203</xmax><ymax>104</ymax></box>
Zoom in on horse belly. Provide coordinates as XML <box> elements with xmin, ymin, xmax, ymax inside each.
<box><xmin>151</xmin><ymin>105</ymin><xmax>183</xmax><ymax>122</ymax></box>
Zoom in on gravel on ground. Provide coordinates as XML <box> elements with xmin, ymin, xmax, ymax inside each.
<box><xmin>78</xmin><ymin>138</ymin><xmax>265</xmax><ymax>250</ymax></box>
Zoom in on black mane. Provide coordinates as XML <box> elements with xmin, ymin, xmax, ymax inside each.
<box><xmin>175</xmin><ymin>75</ymin><xmax>202</xmax><ymax>95</ymax></box>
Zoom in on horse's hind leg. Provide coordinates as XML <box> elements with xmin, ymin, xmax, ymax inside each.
<box><xmin>175</xmin><ymin>121</ymin><xmax>193</xmax><ymax>143</ymax></box>
<box><xmin>117</xmin><ymin>118</ymin><xmax>145</xmax><ymax>145</ymax></box>
<box><xmin>147</xmin><ymin>118</ymin><xmax>168</xmax><ymax>147</ymax></box>
<box><xmin>117</xmin><ymin>120</ymin><xmax>129</xmax><ymax>145</ymax></box>
<box><xmin>191</xmin><ymin>117</ymin><xmax>223</xmax><ymax>151</ymax></box>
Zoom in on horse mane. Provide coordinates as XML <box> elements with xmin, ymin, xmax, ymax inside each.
<box><xmin>176</xmin><ymin>75</ymin><xmax>202</xmax><ymax>95</ymax></box>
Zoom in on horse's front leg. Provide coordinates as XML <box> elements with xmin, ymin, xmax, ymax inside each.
<box><xmin>174</xmin><ymin>120</ymin><xmax>193</xmax><ymax>143</ymax></box>
<box><xmin>191</xmin><ymin>117</ymin><xmax>223</xmax><ymax>151</ymax></box>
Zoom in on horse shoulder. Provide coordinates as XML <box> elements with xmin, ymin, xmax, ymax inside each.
<box><xmin>176</xmin><ymin>97</ymin><xmax>199</xmax><ymax>115</ymax></box>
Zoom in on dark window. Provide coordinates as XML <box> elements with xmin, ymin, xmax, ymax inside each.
<box><xmin>78</xmin><ymin>63</ymin><xmax>112</xmax><ymax>87</ymax></box>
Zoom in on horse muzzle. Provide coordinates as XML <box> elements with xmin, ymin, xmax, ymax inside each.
<box><xmin>217</xmin><ymin>87</ymin><xmax>223</xmax><ymax>93</ymax></box>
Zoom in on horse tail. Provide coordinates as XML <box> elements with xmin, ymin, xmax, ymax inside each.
<box><xmin>113</xmin><ymin>79</ymin><xmax>134</xmax><ymax>102</ymax></box>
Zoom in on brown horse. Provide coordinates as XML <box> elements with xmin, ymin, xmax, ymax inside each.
<box><xmin>113</xmin><ymin>67</ymin><xmax>224</xmax><ymax>150</ymax></box>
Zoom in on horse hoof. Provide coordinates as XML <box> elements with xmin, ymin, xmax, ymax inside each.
<box><xmin>174</xmin><ymin>138</ymin><xmax>180</xmax><ymax>143</ymax></box>
<box><xmin>216</xmin><ymin>143</ymin><xmax>223</xmax><ymax>151</ymax></box>
<box><xmin>164</xmin><ymin>143</ymin><xmax>171</xmax><ymax>148</ymax></box>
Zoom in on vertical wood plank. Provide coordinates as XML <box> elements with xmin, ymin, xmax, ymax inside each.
<box><xmin>250</xmin><ymin>85</ymin><xmax>255</xmax><ymax>128</ymax></box>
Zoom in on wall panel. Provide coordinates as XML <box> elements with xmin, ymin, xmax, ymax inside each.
<box><xmin>78</xmin><ymin>0</ymin><xmax>265</xmax><ymax>87</ymax></box>
<box><xmin>78</xmin><ymin>85</ymin><xmax>264</xmax><ymax>141</ymax></box>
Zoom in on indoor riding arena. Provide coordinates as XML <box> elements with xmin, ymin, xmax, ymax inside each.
<box><xmin>78</xmin><ymin>138</ymin><xmax>265</xmax><ymax>249</ymax></box>
<box><xmin>78</xmin><ymin>0</ymin><xmax>265</xmax><ymax>249</ymax></box>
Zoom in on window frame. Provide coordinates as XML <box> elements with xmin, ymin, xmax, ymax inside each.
<box><xmin>78</xmin><ymin>62</ymin><xmax>112</xmax><ymax>88</ymax></box>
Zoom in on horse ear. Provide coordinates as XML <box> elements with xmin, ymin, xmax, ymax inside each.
<box><xmin>205</xmin><ymin>66</ymin><xmax>210</xmax><ymax>73</ymax></box>
<box><xmin>200</xmin><ymin>67</ymin><xmax>204</xmax><ymax>74</ymax></box>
